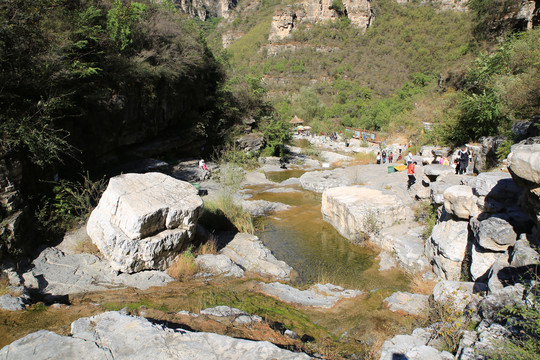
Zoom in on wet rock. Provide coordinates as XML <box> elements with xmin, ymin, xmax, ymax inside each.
<box><xmin>432</xmin><ymin>280</ymin><xmax>488</xmax><ymax>312</ymax></box>
<box><xmin>258</xmin><ymin>282</ymin><xmax>363</xmax><ymax>308</ymax></box>
<box><xmin>195</xmin><ymin>254</ymin><xmax>244</xmax><ymax>278</ymax></box>
<box><xmin>471</xmin><ymin>217</ymin><xmax>517</xmax><ymax>252</ymax></box>
<box><xmin>443</xmin><ymin>185</ymin><xmax>479</xmax><ymax>219</ymax></box>
<box><xmin>20</xmin><ymin>247</ymin><xmax>173</xmax><ymax>299</ymax></box>
<box><xmin>321</xmin><ymin>186</ymin><xmax>407</xmax><ymax>244</ymax></box>
<box><xmin>0</xmin><ymin>311</ymin><xmax>313</xmax><ymax>359</ymax></box>
<box><xmin>378</xmin><ymin>251</ymin><xmax>398</xmax><ymax>271</ymax></box>
<box><xmin>87</xmin><ymin>173</ymin><xmax>203</xmax><ymax>273</ymax></box>
<box><xmin>427</xmin><ymin>219</ymin><xmax>469</xmax><ymax>280</ymax></box>
<box><xmin>383</xmin><ymin>292</ymin><xmax>429</xmax><ymax>316</ymax></box>
<box><xmin>220</xmin><ymin>233</ymin><xmax>293</xmax><ymax>281</ymax></box>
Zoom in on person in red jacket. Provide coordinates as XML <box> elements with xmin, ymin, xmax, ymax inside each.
<box><xmin>407</xmin><ymin>161</ymin><xmax>417</xmax><ymax>190</ymax></box>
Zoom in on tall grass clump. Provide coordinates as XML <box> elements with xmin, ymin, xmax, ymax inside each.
<box><xmin>198</xmin><ymin>163</ymin><xmax>256</xmax><ymax>234</ymax></box>
<box><xmin>167</xmin><ymin>246</ymin><xmax>198</xmax><ymax>280</ymax></box>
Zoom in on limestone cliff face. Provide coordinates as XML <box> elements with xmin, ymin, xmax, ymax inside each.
<box><xmin>178</xmin><ymin>0</ymin><xmax>237</xmax><ymax>20</ymax></box>
<box><xmin>268</xmin><ymin>0</ymin><xmax>373</xmax><ymax>41</ymax></box>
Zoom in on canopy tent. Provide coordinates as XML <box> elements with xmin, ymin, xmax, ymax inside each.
<box><xmin>289</xmin><ymin>116</ymin><xmax>304</xmax><ymax>125</ymax></box>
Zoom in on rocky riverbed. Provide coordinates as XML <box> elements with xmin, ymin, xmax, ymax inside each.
<box><xmin>1</xmin><ymin>135</ymin><xmax>539</xmax><ymax>359</ymax></box>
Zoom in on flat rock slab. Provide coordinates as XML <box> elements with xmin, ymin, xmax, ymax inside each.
<box><xmin>21</xmin><ymin>247</ymin><xmax>173</xmax><ymax>299</ymax></box>
<box><xmin>423</xmin><ymin>164</ymin><xmax>455</xmax><ymax>180</ymax></box>
<box><xmin>200</xmin><ymin>306</ymin><xmax>263</xmax><ymax>325</ymax></box>
<box><xmin>258</xmin><ymin>282</ymin><xmax>363</xmax><ymax>308</ymax></box>
<box><xmin>0</xmin><ymin>311</ymin><xmax>312</xmax><ymax>360</ymax></box>
<box><xmin>239</xmin><ymin>199</ymin><xmax>291</xmax><ymax>216</ymax></box>
<box><xmin>383</xmin><ymin>292</ymin><xmax>429</xmax><ymax>316</ymax></box>
<box><xmin>299</xmin><ymin>168</ymin><xmax>352</xmax><ymax>193</ymax></box>
<box><xmin>195</xmin><ymin>254</ymin><xmax>244</xmax><ymax>278</ymax></box>
<box><xmin>321</xmin><ymin>186</ymin><xmax>407</xmax><ymax>244</ymax></box>
<box><xmin>87</xmin><ymin>173</ymin><xmax>203</xmax><ymax>273</ymax></box>
<box><xmin>220</xmin><ymin>233</ymin><xmax>294</xmax><ymax>281</ymax></box>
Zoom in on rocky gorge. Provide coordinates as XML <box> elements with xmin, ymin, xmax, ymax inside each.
<box><xmin>1</xmin><ymin>133</ymin><xmax>539</xmax><ymax>359</ymax></box>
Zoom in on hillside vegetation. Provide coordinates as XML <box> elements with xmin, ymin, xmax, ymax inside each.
<box><xmin>210</xmin><ymin>0</ymin><xmax>539</xmax><ymax>143</ymax></box>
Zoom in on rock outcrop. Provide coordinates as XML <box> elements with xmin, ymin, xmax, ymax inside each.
<box><xmin>268</xmin><ymin>0</ymin><xmax>373</xmax><ymax>41</ymax></box>
<box><xmin>180</xmin><ymin>0</ymin><xmax>238</xmax><ymax>20</ymax></box>
<box><xmin>87</xmin><ymin>173</ymin><xmax>203</xmax><ymax>273</ymax></box>
<box><xmin>321</xmin><ymin>186</ymin><xmax>407</xmax><ymax>244</ymax></box>
<box><xmin>0</xmin><ymin>311</ymin><xmax>312</xmax><ymax>359</ymax></box>
<box><xmin>427</xmin><ymin>218</ymin><xmax>469</xmax><ymax>280</ymax></box>
<box><xmin>384</xmin><ymin>291</ymin><xmax>429</xmax><ymax>316</ymax></box>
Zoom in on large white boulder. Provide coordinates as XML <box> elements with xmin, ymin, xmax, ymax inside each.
<box><xmin>443</xmin><ymin>185</ymin><xmax>479</xmax><ymax>219</ymax></box>
<box><xmin>87</xmin><ymin>173</ymin><xmax>203</xmax><ymax>273</ymax></box>
<box><xmin>427</xmin><ymin>219</ymin><xmax>469</xmax><ymax>280</ymax></box>
<box><xmin>321</xmin><ymin>186</ymin><xmax>408</xmax><ymax>244</ymax></box>
<box><xmin>0</xmin><ymin>311</ymin><xmax>312</xmax><ymax>360</ymax></box>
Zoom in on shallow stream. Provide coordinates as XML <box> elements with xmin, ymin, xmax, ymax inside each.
<box><xmin>250</xmin><ymin>170</ymin><xmax>408</xmax><ymax>291</ymax></box>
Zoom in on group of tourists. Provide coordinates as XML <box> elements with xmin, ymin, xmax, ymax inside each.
<box><xmin>376</xmin><ymin>150</ymin><xmax>396</xmax><ymax>164</ymax></box>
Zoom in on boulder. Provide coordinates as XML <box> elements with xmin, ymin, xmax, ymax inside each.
<box><xmin>507</xmin><ymin>137</ymin><xmax>540</xmax><ymax>186</ymax></box>
<box><xmin>383</xmin><ymin>292</ymin><xmax>429</xmax><ymax>316</ymax></box>
<box><xmin>195</xmin><ymin>254</ymin><xmax>244</xmax><ymax>278</ymax></box>
<box><xmin>20</xmin><ymin>247</ymin><xmax>174</xmax><ymax>299</ymax></box>
<box><xmin>380</xmin><ymin>330</ymin><xmax>454</xmax><ymax>360</ymax></box>
<box><xmin>473</xmin><ymin>171</ymin><xmax>519</xmax><ymax>198</ymax></box>
<box><xmin>299</xmin><ymin>168</ymin><xmax>352</xmax><ymax>193</ymax></box>
<box><xmin>471</xmin><ymin>217</ymin><xmax>517</xmax><ymax>252</ymax></box>
<box><xmin>258</xmin><ymin>282</ymin><xmax>363</xmax><ymax>308</ymax></box>
<box><xmin>0</xmin><ymin>311</ymin><xmax>313</xmax><ymax>360</ymax></box>
<box><xmin>220</xmin><ymin>233</ymin><xmax>293</xmax><ymax>281</ymax></box>
<box><xmin>432</xmin><ymin>280</ymin><xmax>488</xmax><ymax>313</ymax></box>
<box><xmin>510</xmin><ymin>236</ymin><xmax>540</xmax><ymax>267</ymax></box>
<box><xmin>376</xmin><ymin>225</ymin><xmax>429</xmax><ymax>273</ymax></box>
<box><xmin>479</xmin><ymin>284</ymin><xmax>526</xmax><ymax>320</ymax></box>
<box><xmin>470</xmin><ymin>244</ymin><xmax>506</xmax><ymax>281</ymax></box>
<box><xmin>430</xmin><ymin>175</ymin><xmax>464</xmax><ymax>205</ymax></box>
<box><xmin>0</xmin><ymin>293</ymin><xmax>27</xmax><ymax>311</ymax></box>
<box><xmin>427</xmin><ymin>219</ymin><xmax>469</xmax><ymax>280</ymax></box>
<box><xmin>321</xmin><ymin>186</ymin><xmax>408</xmax><ymax>244</ymax></box>
<box><xmin>443</xmin><ymin>185</ymin><xmax>479</xmax><ymax>219</ymax></box>
<box><xmin>423</xmin><ymin>164</ymin><xmax>455</xmax><ymax>181</ymax></box>
<box><xmin>87</xmin><ymin>173</ymin><xmax>203</xmax><ymax>273</ymax></box>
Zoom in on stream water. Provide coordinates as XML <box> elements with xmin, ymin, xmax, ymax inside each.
<box><xmin>250</xmin><ymin>170</ymin><xmax>408</xmax><ymax>291</ymax></box>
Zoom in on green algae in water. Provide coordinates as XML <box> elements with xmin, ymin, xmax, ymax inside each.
<box><xmin>265</xmin><ymin>170</ymin><xmax>307</xmax><ymax>183</ymax></box>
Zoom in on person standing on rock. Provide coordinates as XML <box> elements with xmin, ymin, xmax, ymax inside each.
<box><xmin>457</xmin><ymin>147</ymin><xmax>470</xmax><ymax>174</ymax></box>
<box><xmin>376</xmin><ymin>152</ymin><xmax>381</xmax><ymax>164</ymax></box>
<box><xmin>388</xmin><ymin>151</ymin><xmax>394</xmax><ymax>163</ymax></box>
<box><xmin>406</xmin><ymin>151</ymin><xmax>413</xmax><ymax>165</ymax></box>
<box><xmin>407</xmin><ymin>161</ymin><xmax>417</xmax><ymax>190</ymax></box>
<box><xmin>382</xmin><ymin>150</ymin><xmax>387</xmax><ymax>164</ymax></box>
